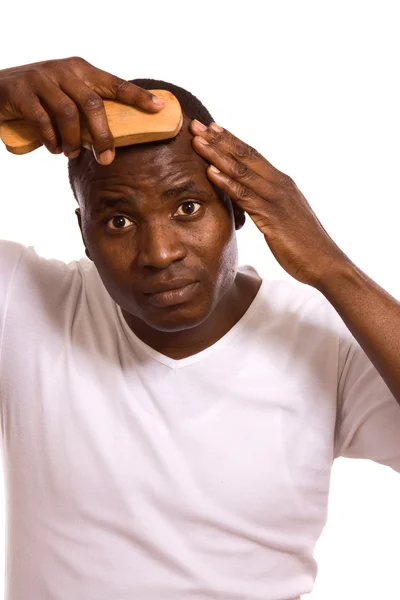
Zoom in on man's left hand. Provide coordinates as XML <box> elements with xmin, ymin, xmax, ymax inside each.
<box><xmin>190</xmin><ymin>119</ymin><xmax>350</xmax><ymax>288</ymax></box>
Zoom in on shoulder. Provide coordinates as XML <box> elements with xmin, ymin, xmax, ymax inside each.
<box><xmin>242</xmin><ymin>266</ymin><xmax>352</xmax><ymax>346</ymax></box>
<box><xmin>0</xmin><ymin>240</ymin><xmax>96</xmax><ymax>309</ymax></box>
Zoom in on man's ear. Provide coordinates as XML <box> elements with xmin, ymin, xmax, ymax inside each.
<box><xmin>75</xmin><ymin>208</ymin><xmax>92</xmax><ymax>261</ymax></box>
<box><xmin>232</xmin><ymin>200</ymin><xmax>246</xmax><ymax>230</ymax></box>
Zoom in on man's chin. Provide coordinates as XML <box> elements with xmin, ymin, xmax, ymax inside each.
<box><xmin>139</xmin><ymin>306</ymin><xmax>210</xmax><ymax>333</ymax></box>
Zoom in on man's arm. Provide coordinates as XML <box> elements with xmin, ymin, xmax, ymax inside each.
<box><xmin>316</xmin><ymin>260</ymin><xmax>400</xmax><ymax>405</ymax></box>
<box><xmin>190</xmin><ymin>119</ymin><xmax>400</xmax><ymax>407</ymax></box>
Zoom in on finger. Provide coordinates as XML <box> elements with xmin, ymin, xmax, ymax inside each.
<box><xmin>35</xmin><ymin>76</ymin><xmax>82</xmax><ymax>157</ymax></box>
<box><xmin>205</xmin><ymin>165</ymin><xmax>273</xmax><ymax>226</ymax></box>
<box><xmin>59</xmin><ymin>75</ymin><xmax>114</xmax><ymax>162</ymax></box>
<box><xmin>19</xmin><ymin>93</ymin><xmax>61</xmax><ymax>154</ymax></box>
<box><xmin>112</xmin><ymin>78</ymin><xmax>165</xmax><ymax>112</ymax></box>
<box><xmin>73</xmin><ymin>61</ymin><xmax>165</xmax><ymax>112</ymax></box>
<box><xmin>190</xmin><ymin>120</ymin><xmax>282</xmax><ymax>182</ymax></box>
<box><xmin>192</xmin><ymin>134</ymin><xmax>280</xmax><ymax>201</ymax></box>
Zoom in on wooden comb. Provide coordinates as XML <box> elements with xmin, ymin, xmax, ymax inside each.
<box><xmin>0</xmin><ymin>89</ymin><xmax>183</xmax><ymax>155</ymax></box>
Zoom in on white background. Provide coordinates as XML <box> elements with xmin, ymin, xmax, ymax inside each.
<box><xmin>0</xmin><ymin>1</ymin><xmax>400</xmax><ymax>598</ymax></box>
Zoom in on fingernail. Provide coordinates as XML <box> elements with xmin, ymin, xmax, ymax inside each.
<box><xmin>152</xmin><ymin>95</ymin><xmax>165</xmax><ymax>107</ymax></box>
<box><xmin>54</xmin><ymin>146</ymin><xmax>63</xmax><ymax>155</ymax></box>
<box><xmin>197</xmin><ymin>137</ymin><xmax>209</xmax><ymax>145</ymax></box>
<box><xmin>210</xmin><ymin>165</ymin><xmax>220</xmax><ymax>173</ymax></box>
<box><xmin>97</xmin><ymin>150</ymin><xmax>114</xmax><ymax>165</ymax></box>
<box><xmin>66</xmin><ymin>149</ymin><xmax>81</xmax><ymax>159</ymax></box>
<box><xmin>193</xmin><ymin>119</ymin><xmax>207</xmax><ymax>131</ymax></box>
<box><xmin>211</xmin><ymin>123</ymin><xmax>224</xmax><ymax>133</ymax></box>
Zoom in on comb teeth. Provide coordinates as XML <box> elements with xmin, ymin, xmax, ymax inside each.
<box><xmin>0</xmin><ymin>89</ymin><xmax>183</xmax><ymax>155</ymax></box>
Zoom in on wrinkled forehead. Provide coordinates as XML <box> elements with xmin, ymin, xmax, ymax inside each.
<box><xmin>77</xmin><ymin>117</ymin><xmax>211</xmax><ymax>202</ymax></box>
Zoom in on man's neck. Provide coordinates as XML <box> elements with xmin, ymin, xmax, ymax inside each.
<box><xmin>121</xmin><ymin>271</ymin><xmax>262</xmax><ymax>360</ymax></box>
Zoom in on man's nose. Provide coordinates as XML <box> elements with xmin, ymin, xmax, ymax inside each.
<box><xmin>136</xmin><ymin>223</ymin><xmax>187</xmax><ymax>269</ymax></box>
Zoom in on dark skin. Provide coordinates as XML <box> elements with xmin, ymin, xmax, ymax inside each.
<box><xmin>74</xmin><ymin>117</ymin><xmax>262</xmax><ymax>360</ymax></box>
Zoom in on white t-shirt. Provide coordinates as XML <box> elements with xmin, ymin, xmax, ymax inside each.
<box><xmin>1</xmin><ymin>240</ymin><xmax>400</xmax><ymax>600</ymax></box>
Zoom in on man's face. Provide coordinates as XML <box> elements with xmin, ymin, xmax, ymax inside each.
<box><xmin>75</xmin><ymin>120</ymin><xmax>244</xmax><ymax>333</ymax></box>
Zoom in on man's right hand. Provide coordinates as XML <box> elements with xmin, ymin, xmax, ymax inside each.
<box><xmin>0</xmin><ymin>57</ymin><xmax>165</xmax><ymax>164</ymax></box>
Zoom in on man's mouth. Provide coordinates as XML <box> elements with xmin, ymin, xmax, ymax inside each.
<box><xmin>143</xmin><ymin>281</ymin><xmax>200</xmax><ymax>308</ymax></box>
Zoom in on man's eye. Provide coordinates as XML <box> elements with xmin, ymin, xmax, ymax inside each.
<box><xmin>174</xmin><ymin>201</ymin><xmax>202</xmax><ymax>217</ymax></box>
<box><xmin>106</xmin><ymin>215</ymin><xmax>134</xmax><ymax>230</ymax></box>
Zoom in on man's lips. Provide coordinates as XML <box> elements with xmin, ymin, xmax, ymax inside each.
<box><xmin>142</xmin><ymin>278</ymin><xmax>197</xmax><ymax>295</ymax></box>
<box><xmin>143</xmin><ymin>280</ymin><xmax>200</xmax><ymax>308</ymax></box>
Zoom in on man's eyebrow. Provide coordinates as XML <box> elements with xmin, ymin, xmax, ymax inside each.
<box><xmin>162</xmin><ymin>182</ymin><xmax>206</xmax><ymax>198</ymax></box>
<box><xmin>92</xmin><ymin>182</ymin><xmax>209</xmax><ymax>213</ymax></box>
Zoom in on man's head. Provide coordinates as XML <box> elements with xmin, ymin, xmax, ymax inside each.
<box><xmin>68</xmin><ymin>79</ymin><xmax>245</xmax><ymax>333</ymax></box>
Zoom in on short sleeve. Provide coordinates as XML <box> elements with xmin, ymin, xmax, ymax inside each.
<box><xmin>334</xmin><ymin>333</ymin><xmax>400</xmax><ymax>472</ymax></box>
<box><xmin>0</xmin><ymin>240</ymin><xmax>28</xmax><ymax>357</ymax></box>
<box><xmin>0</xmin><ymin>240</ymin><xmax>84</xmax><ymax>373</ymax></box>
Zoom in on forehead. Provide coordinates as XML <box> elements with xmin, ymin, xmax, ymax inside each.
<box><xmin>81</xmin><ymin>120</ymin><xmax>211</xmax><ymax>199</ymax></box>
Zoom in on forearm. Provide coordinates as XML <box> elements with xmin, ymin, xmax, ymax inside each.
<box><xmin>316</xmin><ymin>260</ymin><xmax>400</xmax><ymax>405</ymax></box>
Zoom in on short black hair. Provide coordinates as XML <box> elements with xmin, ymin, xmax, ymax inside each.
<box><xmin>67</xmin><ymin>78</ymin><xmax>214</xmax><ymax>202</ymax></box>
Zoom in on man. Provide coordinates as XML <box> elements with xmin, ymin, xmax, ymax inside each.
<box><xmin>0</xmin><ymin>57</ymin><xmax>400</xmax><ymax>600</ymax></box>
